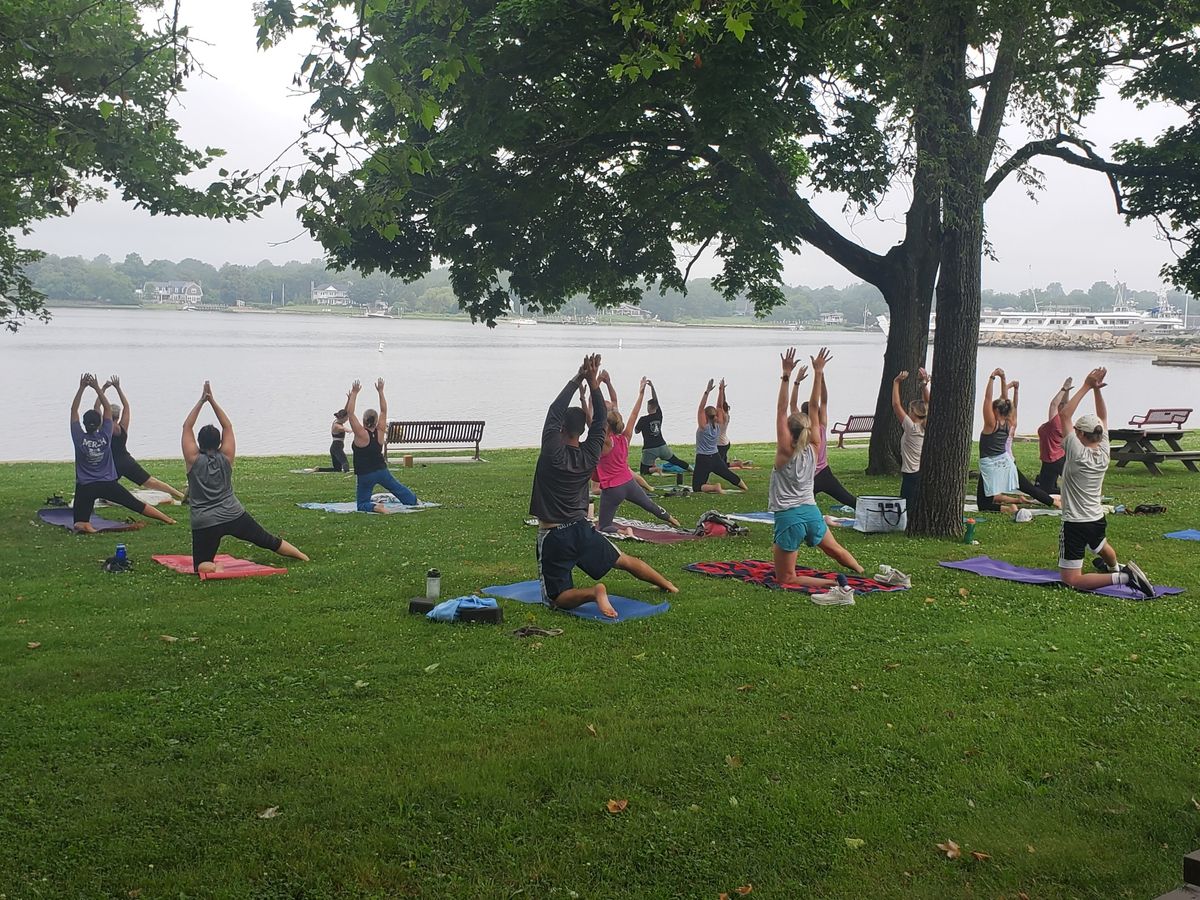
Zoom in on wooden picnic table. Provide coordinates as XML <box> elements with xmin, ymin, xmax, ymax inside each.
<box><xmin>1108</xmin><ymin>427</ymin><xmax>1200</xmax><ymax>475</ymax></box>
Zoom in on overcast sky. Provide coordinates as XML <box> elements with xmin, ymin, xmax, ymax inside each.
<box><xmin>29</xmin><ymin>1</ymin><xmax>1186</xmax><ymax>294</ymax></box>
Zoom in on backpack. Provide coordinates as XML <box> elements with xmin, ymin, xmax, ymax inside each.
<box><xmin>695</xmin><ymin>510</ymin><xmax>749</xmax><ymax>537</ymax></box>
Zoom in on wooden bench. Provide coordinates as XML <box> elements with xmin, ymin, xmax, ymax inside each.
<box><xmin>831</xmin><ymin>414</ymin><xmax>874</xmax><ymax>448</ymax></box>
<box><xmin>1129</xmin><ymin>408</ymin><xmax>1192</xmax><ymax>429</ymax></box>
<box><xmin>386</xmin><ymin>420</ymin><xmax>485</xmax><ymax>460</ymax></box>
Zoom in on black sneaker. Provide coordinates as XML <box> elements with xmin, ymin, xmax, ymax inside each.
<box><xmin>1122</xmin><ymin>560</ymin><xmax>1154</xmax><ymax>598</ymax></box>
<box><xmin>1092</xmin><ymin>558</ymin><xmax>1112</xmax><ymax>574</ymax></box>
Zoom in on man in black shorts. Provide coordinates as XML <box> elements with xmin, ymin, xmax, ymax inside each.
<box><xmin>531</xmin><ymin>354</ymin><xmax>678</xmax><ymax>618</ymax></box>
<box><xmin>1054</xmin><ymin>367</ymin><xmax>1153</xmax><ymax>597</ymax></box>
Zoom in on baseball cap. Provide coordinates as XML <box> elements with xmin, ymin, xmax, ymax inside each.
<box><xmin>1074</xmin><ymin>413</ymin><xmax>1103</xmax><ymax>436</ymax></box>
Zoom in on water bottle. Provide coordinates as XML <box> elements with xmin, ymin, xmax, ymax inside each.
<box><xmin>963</xmin><ymin>519</ymin><xmax>976</xmax><ymax>544</ymax></box>
<box><xmin>425</xmin><ymin>568</ymin><xmax>441</xmax><ymax>600</ymax></box>
<box><xmin>115</xmin><ymin>543</ymin><xmax>127</xmax><ymax>562</ymax></box>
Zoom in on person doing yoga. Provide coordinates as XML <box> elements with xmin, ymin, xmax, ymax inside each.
<box><xmin>346</xmin><ymin>379</ymin><xmax>418</xmax><ymax>512</ymax></box>
<box><xmin>531</xmin><ymin>355</ymin><xmax>678</xmax><ymax>619</ymax></box>
<box><xmin>793</xmin><ymin>357</ymin><xmax>857</xmax><ymax>508</ymax></box>
<box><xmin>1036</xmin><ymin>377</ymin><xmax>1073</xmax><ymax>494</ymax></box>
<box><xmin>891</xmin><ymin>368</ymin><xmax>930</xmax><ymax>508</ymax></box>
<box><xmin>635</xmin><ymin>380</ymin><xmax>692</xmax><ymax>475</ymax></box>
<box><xmin>583</xmin><ymin>377</ymin><xmax>659</xmax><ymax>496</ymax></box>
<box><xmin>1054</xmin><ymin>367</ymin><xmax>1153</xmax><ymax>597</ymax></box>
<box><xmin>182</xmin><ymin>382</ymin><xmax>308</xmax><ymax>574</ymax></box>
<box><xmin>316</xmin><ymin>409</ymin><xmax>351</xmax><ymax>472</ymax></box>
<box><xmin>595</xmin><ymin>375</ymin><xmax>682</xmax><ymax>534</ymax></box>
<box><xmin>976</xmin><ymin>368</ymin><xmax>1057</xmax><ymax>515</ymax></box>
<box><xmin>69</xmin><ymin>373</ymin><xmax>177</xmax><ymax>533</ymax></box>
<box><xmin>694</xmin><ymin>379</ymin><xmax>748</xmax><ymax>494</ymax></box>
<box><xmin>772</xmin><ymin>348</ymin><xmax>865</xmax><ymax>604</ymax></box>
<box><xmin>92</xmin><ymin>376</ymin><xmax>186</xmax><ymax>501</ymax></box>
<box><xmin>716</xmin><ymin>380</ymin><xmax>732</xmax><ymax>462</ymax></box>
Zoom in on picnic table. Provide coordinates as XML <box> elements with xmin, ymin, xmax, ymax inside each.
<box><xmin>1109</xmin><ymin>427</ymin><xmax>1200</xmax><ymax>475</ymax></box>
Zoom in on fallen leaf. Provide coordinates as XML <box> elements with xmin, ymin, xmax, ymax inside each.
<box><xmin>719</xmin><ymin>894</ymin><xmax>730</xmax><ymax>900</ymax></box>
<box><xmin>689</xmin><ymin>804</ymin><xmax>701</xmax><ymax>812</ymax></box>
<box><xmin>735</xmin><ymin>886</ymin><xmax>753</xmax><ymax>896</ymax></box>
<box><xmin>729</xmin><ymin>796</ymin><xmax>738</xmax><ymax>806</ymax></box>
<box><xmin>605</xmin><ymin>798</ymin><xmax>628</xmax><ymax>815</ymax></box>
<box><xmin>586</xmin><ymin>724</ymin><xmax>598</xmax><ymax>738</ymax></box>
<box><xmin>845</xmin><ymin>837</ymin><xmax>865</xmax><ymax>849</ymax></box>
<box><xmin>1019</xmin><ymin>893</ymin><xmax>1031</xmax><ymax>900</ymax></box>
<box><xmin>128</xmin><ymin>890</ymin><xmax>142</xmax><ymax>899</ymax></box>
<box><xmin>725</xmin><ymin>755</ymin><xmax>742</xmax><ymax>768</ymax></box>
<box><xmin>354</xmin><ymin>680</ymin><xmax>368</xmax><ymax>689</ymax></box>
<box><xmin>970</xmin><ymin>850</ymin><xmax>991</xmax><ymax>862</ymax></box>
<box><xmin>257</xmin><ymin>806</ymin><xmax>280</xmax><ymax>819</ymax></box>
<box><xmin>736</xmin><ymin>684</ymin><xmax>754</xmax><ymax>692</ymax></box>
<box><xmin>424</xmin><ymin>662</ymin><xmax>440</xmax><ymax>674</ymax></box>
<box><xmin>779</xmin><ymin>713</ymin><xmax>792</xmax><ymax>721</ymax></box>
<box><xmin>1191</xmin><ymin>797</ymin><xmax>1200</xmax><ymax>811</ymax></box>
<box><xmin>1128</xmin><ymin>654</ymin><xmax>1139</xmax><ymax>661</ymax></box>
<box><xmin>958</xmin><ymin>587</ymin><xmax>969</xmax><ymax>598</ymax></box>
<box><xmin>924</xmin><ymin>596</ymin><xmax>936</xmax><ymax>604</ymax></box>
<box><xmin>883</xmin><ymin>662</ymin><xmax>900</xmax><ymax>670</ymax></box>
<box><xmin>936</xmin><ymin>839</ymin><xmax>961</xmax><ymax>859</ymax></box>
<box><xmin>159</xmin><ymin>634</ymin><xmax>178</xmax><ymax>643</ymax></box>
<box><xmin>1026</xmin><ymin>844</ymin><xmax>1036</xmax><ymax>854</ymax></box>
<box><xmin>17</xmin><ymin>618</ymin><xmax>27</xmax><ymax>624</ymax></box>
<box><xmin>26</xmin><ymin>642</ymin><xmax>41</xmax><ymax>650</ymax></box>
<box><xmin>632</xmin><ymin>652</ymin><xmax>646</xmax><ymax>660</ymax></box>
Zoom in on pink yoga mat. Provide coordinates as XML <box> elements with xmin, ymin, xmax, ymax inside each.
<box><xmin>153</xmin><ymin>554</ymin><xmax>287</xmax><ymax>581</ymax></box>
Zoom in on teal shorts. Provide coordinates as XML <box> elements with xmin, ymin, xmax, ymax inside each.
<box><xmin>773</xmin><ymin>504</ymin><xmax>827</xmax><ymax>552</ymax></box>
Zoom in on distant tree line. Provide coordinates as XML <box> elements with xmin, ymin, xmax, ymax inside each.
<box><xmin>25</xmin><ymin>252</ymin><xmax>1193</xmax><ymax>322</ymax></box>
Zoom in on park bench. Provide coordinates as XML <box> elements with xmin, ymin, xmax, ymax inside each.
<box><xmin>1128</xmin><ymin>408</ymin><xmax>1192</xmax><ymax>429</ymax></box>
<box><xmin>386</xmin><ymin>420</ymin><xmax>486</xmax><ymax>460</ymax></box>
<box><xmin>831</xmin><ymin>414</ymin><xmax>874</xmax><ymax>448</ymax></box>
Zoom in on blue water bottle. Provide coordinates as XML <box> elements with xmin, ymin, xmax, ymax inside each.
<box><xmin>115</xmin><ymin>543</ymin><xmax>127</xmax><ymax>562</ymax></box>
<box><xmin>962</xmin><ymin>519</ymin><xmax>976</xmax><ymax>545</ymax></box>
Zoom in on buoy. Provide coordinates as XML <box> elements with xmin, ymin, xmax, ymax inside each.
<box><xmin>618</xmin><ymin>338</ymin><xmax>623</xmax><ymax>350</ymax></box>
<box><xmin>378</xmin><ymin>341</ymin><xmax>384</xmax><ymax>352</ymax></box>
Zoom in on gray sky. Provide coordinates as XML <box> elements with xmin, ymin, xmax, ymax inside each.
<box><xmin>29</xmin><ymin>2</ymin><xmax>1185</xmax><ymax>294</ymax></box>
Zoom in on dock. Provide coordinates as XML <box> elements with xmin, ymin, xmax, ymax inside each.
<box><xmin>1152</xmin><ymin>356</ymin><xmax>1200</xmax><ymax>367</ymax></box>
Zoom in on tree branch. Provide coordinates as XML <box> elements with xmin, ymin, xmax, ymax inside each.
<box><xmin>966</xmin><ymin>37</ymin><xmax>1200</xmax><ymax>89</ymax></box>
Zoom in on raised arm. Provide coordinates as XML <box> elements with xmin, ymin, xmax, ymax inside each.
<box><xmin>810</xmin><ymin>348</ymin><xmax>830</xmax><ymax>417</ymax></box>
<box><xmin>716</xmin><ymin>379</ymin><xmax>727</xmax><ymax>424</ymax></box>
<box><xmin>777</xmin><ymin>350</ymin><xmax>798</xmax><ymax>461</ymax></box>
<box><xmin>1094</xmin><ymin>376</ymin><xmax>1108</xmax><ymax>429</ymax></box>
<box><xmin>206</xmin><ymin>382</ymin><xmax>236</xmax><ymax>462</ymax></box>
<box><xmin>818</xmin><ymin>377</ymin><xmax>829</xmax><ymax>428</ymax></box>
<box><xmin>70</xmin><ymin>374</ymin><xmax>89</xmax><ymax>422</ymax></box>
<box><xmin>1047</xmin><ymin>377</ymin><xmax>1072</xmax><ymax>422</ymax></box>
<box><xmin>1058</xmin><ymin>368</ymin><xmax>1107</xmax><ymax>434</ymax></box>
<box><xmin>345</xmin><ymin>381</ymin><xmax>369</xmax><ymax>442</ymax></box>
<box><xmin>599</xmin><ymin>370</ymin><xmax>617</xmax><ymax>413</ymax></box>
<box><xmin>374</xmin><ymin>378</ymin><xmax>389</xmax><ymax>443</ymax></box>
<box><xmin>545</xmin><ymin>356</ymin><xmax>592</xmax><ymax>446</ymax></box>
<box><xmin>580</xmin><ymin>355</ymin><xmax>608</xmax><ymax>463</ymax></box>
<box><xmin>1009</xmin><ymin>380</ymin><xmax>1020</xmax><ymax>426</ymax></box>
<box><xmin>110</xmin><ymin>376</ymin><xmax>130</xmax><ymax>430</ymax></box>
<box><xmin>982</xmin><ymin>368</ymin><xmax>1000</xmax><ymax>431</ymax></box>
<box><xmin>891</xmin><ymin>372</ymin><xmax>909</xmax><ymax>424</ymax></box>
<box><xmin>181</xmin><ymin>384</ymin><xmax>207</xmax><ymax>469</ymax></box>
<box><xmin>697</xmin><ymin>379</ymin><xmax>714</xmax><ymax>429</ymax></box>
<box><xmin>578</xmin><ymin>382</ymin><xmax>591</xmax><ymax>422</ymax></box>
<box><xmin>789</xmin><ymin>364</ymin><xmax>808</xmax><ymax>415</ymax></box>
<box><xmin>998</xmin><ymin>370</ymin><xmax>1009</xmax><ymax>400</ymax></box>
<box><xmin>625</xmin><ymin>378</ymin><xmax>647</xmax><ymax>441</ymax></box>
<box><xmin>919</xmin><ymin>367</ymin><xmax>931</xmax><ymax>405</ymax></box>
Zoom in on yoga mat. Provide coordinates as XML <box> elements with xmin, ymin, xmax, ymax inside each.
<box><xmin>153</xmin><ymin>554</ymin><xmax>287</xmax><ymax>581</ymax></box>
<box><xmin>298</xmin><ymin>495</ymin><xmax>440</xmax><ymax>514</ymax></box>
<box><xmin>611</xmin><ymin>517</ymin><xmax>705</xmax><ymax>544</ymax></box>
<box><xmin>939</xmin><ymin>556</ymin><xmax>1183</xmax><ymax>600</ymax></box>
<box><xmin>1165</xmin><ymin>529</ymin><xmax>1200</xmax><ymax>542</ymax></box>
<box><xmin>37</xmin><ymin>507</ymin><xmax>142</xmax><ymax>533</ymax></box>
<box><xmin>684</xmin><ymin>560</ymin><xmax>904</xmax><ymax>595</ymax></box>
<box><xmin>726</xmin><ymin>512</ymin><xmax>776</xmax><ymax>524</ymax></box>
<box><xmin>481</xmin><ymin>581</ymin><xmax>670</xmax><ymax>623</ymax></box>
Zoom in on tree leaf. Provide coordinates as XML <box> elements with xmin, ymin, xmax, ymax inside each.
<box><xmin>844</xmin><ymin>837</ymin><xmax>865</xmax><ymax>849</ymax></box>
<box><xmin>257</xmin><ymin>806</ymin><xmax>280</xmax><ymax>819</ymax></box>
<box><xmin>159</xmin><ymin>634</ymin><xmax>178</xmax><ymax>643</ymax></box>
<box><xmin>970</xmin><ymin>850</ymin><xmax>991</xmax><ymax>862</ymax></box>
<box><xmin>424</xmin><ymin>662</ymin><xmax>439</xmax><ymax>674</ymax></box>
<box><xmin>935</xmin><ymin>839</ymin><xmax>960</xmax><ymax>859</ymax></box>
<box><xmin>605</xmin><ymin>798</ymin><xmax>628</xmax><ymax>814</ymax></box>
<box><xmin>26</xmin><ymin>641</ymin><xmax>41</xmax><ymax>650</ymax></box>
<box><xmin>586</xmin><ymin>724</ymin><xmax>598</xmax><ymax>737</ymax></box>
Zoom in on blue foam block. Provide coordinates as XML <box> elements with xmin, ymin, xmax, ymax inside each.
<box><xmin>481</xmin><ymin>580</ymin><xmax>670</xmax><ymax>623</ymax></box>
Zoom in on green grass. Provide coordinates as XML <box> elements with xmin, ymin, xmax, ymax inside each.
<box><xmin>2</xmin><ymin>443</ymin><xmax>1198</xmax><ymax>899</ymax></box>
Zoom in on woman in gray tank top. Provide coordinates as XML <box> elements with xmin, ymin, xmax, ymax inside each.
<box><xmin>692</xmin><ymin>379</ymin><xmax>748</xmax><ymax>494</ymax></box>
<box><xmin>772</xmin><ymin>349</ymin><xmax>866</xmax><ymax>598</ymax></box>
<box><xmin>182</xmin><ymin>382</ymin><xmax>309</xmax><ymax>574</ymax></box>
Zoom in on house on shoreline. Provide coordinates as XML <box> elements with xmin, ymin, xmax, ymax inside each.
<box><xmin>144</xmin><ymin>280</ymin><xmax>203</xmax><ymax>305</ymax></box>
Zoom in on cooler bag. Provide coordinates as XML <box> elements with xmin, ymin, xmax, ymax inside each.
<box><xmin>853</xmin><ymin>496</ymin><xmax>907</xmax><ymax>533</ymax></box>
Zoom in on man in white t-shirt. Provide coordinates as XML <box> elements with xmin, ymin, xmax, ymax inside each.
<box><xmin>1055</xmin><ymin>367</ymin><xmax>1154</xmax><ymax>597</ymax></box>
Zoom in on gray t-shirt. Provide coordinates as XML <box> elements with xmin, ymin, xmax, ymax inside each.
<box><xmin>769</xmin><ymin>445</ymin><xmax>817</xmax><ymax>511</ymax></box>
<box><xmin>187</xmin><ymin>451</ymin><xmax>245</xmax><ymax>529</ymax></box>
<box><xmin>1060</xmin><ymin>431</ymin><xmax>1109</xmax><ymax>522</ymax></box>
<box><xmin>696</xmin><ymin>422</ymin><xmax>719</xmax><ymax>455</ymax></box>
<box><xmin>900</xmin><ymin>417</ymin><xmax>925</xmax><ymax>474</ymax></box>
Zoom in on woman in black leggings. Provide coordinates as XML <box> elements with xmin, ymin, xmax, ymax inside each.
<box><xmin>975</xmin><ymin>369</ymin><xmax>1057</xmax><ymax>514</ymax></box>
<box><xmin>316</xmin><ymin>409</ymin><xmax>351</xmax><ymax>472</ymax></box>
<box><xmin>792</xmin><ymin>357</ymin><xmax>857</xmax><ymax>508</ymax></box>
<box><xmin>693</xmin><ymin>379</ymin><xmax>748</xmax><ymax>494</ymax></box>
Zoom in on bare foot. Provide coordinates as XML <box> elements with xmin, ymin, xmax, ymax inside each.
<box><xmin>73</xmin><ymin>523</ymin><xmax>97</xmax><ymax>534</ymax></box>
<box><xmin>594</xmin><ymin>584</ymin><xmax>618</xmax><ymax>619</ymax></box>
<box><xmin>661</xmin><ymin>580</ymin><xmax>679</xmax><ymax>594</ymax></box>
<box><xmin>667</xmin><ymin>516</ymin><xmax>681</xmax><ymax>529</ymax></box>
<box><xmin>197</xmin><ymin>561</ymin><xmax>222</xmax><ymax>574</ymax></box>
<box><xmin>1001</xmin><ymin>504</ymin><xmax>1018</xmax><ymax>515</ymax></box>
<box><xmin>618</xmin><ymin>527</ymin><xmax>635</xmax><ymax>538</ymax></box>
<box><xmin>1052</xmin><ymin>495</ymin><xmax>1062</xmax><ymax>509</ymax></box>
<box><xmin>373</xmin><ymin>503</ymin><xmax>392</xmax><ymax>514</ymax></box>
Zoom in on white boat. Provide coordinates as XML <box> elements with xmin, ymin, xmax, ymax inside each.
<box><xmin>504</xmin><ymin>297</ymin><xmax>538</xmax><ymax>325</ymax></box>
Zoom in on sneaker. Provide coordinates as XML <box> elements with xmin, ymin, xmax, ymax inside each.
<box><xmin>1121</xmin><ymin>560</ymin><xmax>1154</xmax><ymax>598</ymax></box>
<box><xmin>1092</xmin><ymin>557</ymin><xmax>1112</xmax><ymax>574</ymax></box>
<box><xmin>811</xmin><ymin>585</ymin><xmax>856</xmax><ymax>606</ymax></box>
<box><xmin>874</xmin><ymin>565</ymin><xmax>911</xmax><ymax>588</ymax></box>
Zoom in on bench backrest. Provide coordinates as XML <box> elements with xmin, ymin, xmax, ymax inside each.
<box><xmin>833</xmin><ymin>415</ymin><xmax>875</xmax><ymax>433</ymax></box>
<box><xmin>386</xmin><ymin>420</ymin><xmax>485</xmax><ymax>445</ymax></box>
<box><xmin>1129</xmin><ymin>408</ymin><xmax>1192</xmax><ymax>428</ymax></box>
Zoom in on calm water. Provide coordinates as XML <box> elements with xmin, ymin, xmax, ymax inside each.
<box><xmin>4</xmin><ymin>308</ymin><xmax>1196</xmax><ymax>462</ymax></box>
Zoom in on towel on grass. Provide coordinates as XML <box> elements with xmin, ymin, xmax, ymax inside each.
<box><xmin>298</xmin><ymin>494</ymin><xmax>440</xmax><ymax>514</ymax></box>
<box><xmin>37</xmin><ymin>507</ymin><xmax>143</xmax><ymax>532</ymax></box>
<box><xmin>1165</xmin><ymin>529</ymin><xmax>1200</xmax><ymax>542</ymax></box>
<box><xmin>684</xmin><ymin>560</ymin><xmax>904</xmax><ymax>595</ymax></box>
<box><xmin>939</xmin><ymin>555</ymin><xmax>1182</xmax><ymax>600</ymax></box>
<box><xmin>481</xmin><ymin>580</ymin><xmax>669</xmax><ymax>623</ymax></box>
<box><xmin>153</xmin><ymin>554</ymin><xmax>287</xmax><ymax>581</ymax></box>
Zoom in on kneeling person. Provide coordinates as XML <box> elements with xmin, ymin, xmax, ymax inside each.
<box><xmin>532</xmin><ymin>355</ymin><xmax>677</xmax><ymax>619</ymax></box>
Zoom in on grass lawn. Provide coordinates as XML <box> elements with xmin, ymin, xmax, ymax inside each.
<box><xmin>1</xmin><ymin>441</ymin><xmax>1197</xmax><ymax>899</ymax></box>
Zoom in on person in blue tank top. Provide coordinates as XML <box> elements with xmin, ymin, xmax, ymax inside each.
<box><xmin>346</xmin><ymin>379</ymin><xmax>418</xmax><ymax>512</ymax></box>
<box><xmin>693</xmin><ymin>379</ymin><xmax>748</xmax><ymax>494</ymax></box>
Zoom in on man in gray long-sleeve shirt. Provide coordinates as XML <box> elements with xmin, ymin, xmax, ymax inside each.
<box><xmin>531</xmin><ymin>354</ymin><xmax>677</xmax><ymax>618</ymax></box>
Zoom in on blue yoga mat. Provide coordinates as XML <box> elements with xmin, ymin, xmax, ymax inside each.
<box><xmin>298</xmin><ymin>497</ymin><xmax>440</xmax><ymax>514</ymax></box>
<box><xmin>37</xmin><ymin>507</ymin><xmax>139</xmax><ymax>532</ymax></box>
<box><xmin>481</xmin><ymin>581</ymin><xmax>670</xmax><ymax>623</ymax></box>
<box><xmin>1165</xmin><ymin>529</ymin><xmax>1200</xmax><ymax>542</ymax></box>
<box><xmin>940</xmin><ymin>556</ymin><xmax>1183</xmax><ymax>601</ymax></box>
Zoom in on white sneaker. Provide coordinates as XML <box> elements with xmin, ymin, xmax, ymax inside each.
<box><xmin>811</xmin><ymin>585</ymin><xmax>856</xmax><ymax>606</ymax></box>
<box><xmin>875</xmin><ymin>565</ymin><xmax>911</xmax><ymax>588</ymax></box>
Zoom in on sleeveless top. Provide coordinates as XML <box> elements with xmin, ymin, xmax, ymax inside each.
<box><xmin>596</xmin><ymin>433</ymin><xmax>635</xmax><ymax>490</ymax></box>
<box><xmin>331</xmin><ymin>426</ymin><xmax>345</xmax><ymax>442</ymax></box>
<box><xmin>717</xmin><ymin>412</ymin><xmax>730</xmax><ymax>447</ymax></box>
<box><xmin>187</xmin><ymin>450</ymin><xmax>245</xmax><ymax>529</ymax></box>
<box><xmin>353</xmin><ymin>429</ymin><xmax>387</xmax><ymax>474</ymax></box>
<box><xmin>769</xmin><ymin>445</ymin><xmax>817</xmax><ymax>511</ymax></box>
<box><xmin>111</xmin><ymin>426</ymin><xmax>132</xmax><ymax>459</ymax></box>
<box><xmin>980</xmin><ymin>421</ymin><xmax>1009</xmax><ymax>458</ymax></box>
<box><xmin>696</xmin><ymin>422</ymin><xmax>719</xmax><ymax>456</ymax></box>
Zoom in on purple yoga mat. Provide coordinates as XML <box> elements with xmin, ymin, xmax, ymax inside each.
<box><xmin>940</xmin><ymin>556</ymin><xmax>1182</xmax><ymax>600</ymax></box>
<box><xmin>37</xmin><ymin>507</ymin><xmax>141</xmax><ymax>532</ymax></box>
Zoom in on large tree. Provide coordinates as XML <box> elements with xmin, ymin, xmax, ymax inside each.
<box><xmin>0</xmin><ymin>0</ymin><xmax>265</xmax><ymax>330</ymax></box>
<box><xmin>257</xmin><ymin>0</ymin><xmax>1199</xmax><ymax>535</ymax></box>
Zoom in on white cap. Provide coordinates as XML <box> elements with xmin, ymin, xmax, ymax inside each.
<box><xmin>1074</xmin><ymin>413</ymin><xmax>1104</xmax><ymax>436</ymax></box>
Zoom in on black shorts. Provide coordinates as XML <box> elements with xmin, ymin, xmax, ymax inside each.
<box><xmin>1059</xmin><ymin>518</ymin><xmax>1107</xmax><ymax>569</ymax></box>
<box><xmin>536</xmin><ymin>520</ymin><xmax>619</xmax><ymax>603</ymax></box>
<box><xmin>191</xmin><ymin>511</ymin><xmax>282</xmax><ymax>570</ymax></box>
<box><xmin>114</xmin><ymin>453</ymin><xmax>151</xmax><ymax>486</ymax></box>
<box><xmin>73</xmin><ymin>480</ymin><xmax>145</xmax><ymax>523</ymax></box>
